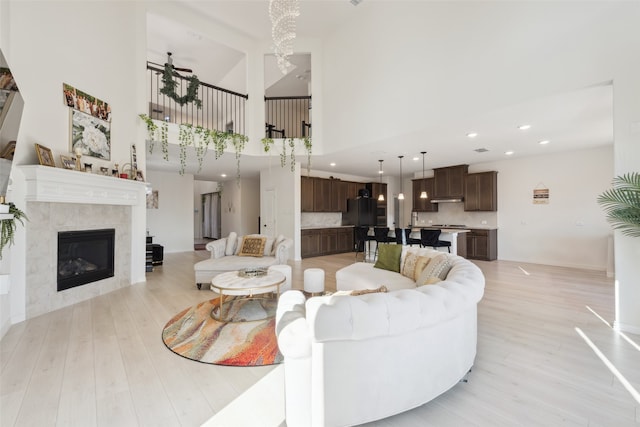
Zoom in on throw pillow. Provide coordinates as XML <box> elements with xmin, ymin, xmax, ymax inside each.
<box><xmin>225</xmin><ymin>232</ymin><xmax>237</xmax><ymax>256</ymax></box>
<box><xmin>238</xmin><ymin>236</ymin><xmax>267</xmax><ymax>257</ymax></box>
<box><xmin>401</xmin><ymin>253</ymin><xmax>432</xmax><ymax>281</ymax></box>
<box><xmin>416</xmin><ymin>254</ymin><xmax>452</xmax><ymax>285</ymax></box>
<box><xmin>373</xmin><ymin>244</ymin><xmax>402</xmax><ymax>273</ymax></box>
<box><xmin>271</xmin><ymin>234</ymin><xmax>285</xmax><ymax>256</ymax></box>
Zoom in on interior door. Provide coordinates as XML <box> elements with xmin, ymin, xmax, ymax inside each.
<box><xmin>262</xmin><ymin>189</ymin><xmax>276</xmax><ymax>237</ymax></box>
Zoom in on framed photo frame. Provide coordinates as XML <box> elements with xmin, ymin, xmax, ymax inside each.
<box><xmin>135</xmin><ymin>170</ymin><xmax>144</xmax><ymax>182</ymax></box>
<box><xmin>60</xmin><ymin>155</ymin><xmax>76</xmax><ymax>170</ymax></box>
<box><xmin>70</xmin><ymin>109</ymin><xmax>111</xmax><ymax>161</ymax></box>
<box><xmin>35</xmin><ymin>143</ymin><xmax>55</xmax><ymax>167</ymax></box>
<box><xmin>1</xmin><ymin>140</ymin><xmax>16</xmax><ymax>160</ymax></box>
<box><xmin>99</xmin><ymin>166</ymin><xmax>109</xmax><ymax>176</ymax></box>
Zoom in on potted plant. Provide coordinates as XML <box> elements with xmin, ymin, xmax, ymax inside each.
<box><xmin>597</xmin><ymin>172</ymin><xmax>640</xmax><ymax>237</ymax></box>
<box><xmin>0</xmin><ymin>202</ymin><xmax>27</xmax><ymax>259</ymax></box>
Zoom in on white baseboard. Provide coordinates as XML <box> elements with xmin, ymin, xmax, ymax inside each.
<box><xmin>613</xmin><ymin>321</ymin><xmax>640</xmax><ymax>335</ymax></box>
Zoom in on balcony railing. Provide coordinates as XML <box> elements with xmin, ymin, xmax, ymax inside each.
<box><xmin>146</xmin><ymin>64</ymin><xmax>248</xmax><ymax>134</ymax></box>
<box><xmin>265</xmin><ymin>96</ymin><xmax>312</xmax><ymax>139</ymax></box>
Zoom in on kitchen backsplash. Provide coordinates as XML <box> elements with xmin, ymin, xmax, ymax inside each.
<box><xmin>415</xmin><ymin>203</ymin><xmax>498</xmax><ymax>228</ymax></box>
<box><xmin>301</xmin><ymin>212</ymin><xmax>343</xmax><ymax>228</ymax></box>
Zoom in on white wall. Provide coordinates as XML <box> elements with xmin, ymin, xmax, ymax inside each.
<box><xmin>146</xmin><ymin>170</ymin><xmax>194</xmax><ymax>253</ymax></box>
<box><xmin>485</xmin><ymin>146</ymin><xmax>612</xmax><ymax>270</ymax></box>
<box><xmin>220</xmin><ymin>177</ymin><xmax>260</xmax><ymax>237</ymax></box>
<box><xmin>2</xmin><ymin>1</ymin><xmax>147</xmax><ymax>329</ymax></box>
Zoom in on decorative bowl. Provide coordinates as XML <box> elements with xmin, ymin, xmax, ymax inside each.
<box><xmin>238</xmin><ymin>267</ymin><xmax>268</xmax><ymax>278</ymax></box>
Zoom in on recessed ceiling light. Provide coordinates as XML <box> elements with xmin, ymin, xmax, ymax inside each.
<box><xmin>330</xmin><ymin>162</ymin><xmax>336</xmax><ymax>167</ymax></box>
<box><xmin>221</xmin><ymin>173</ymin><xmax>227</xmax><ymax>178</ymax></box>
<box><xmin>412</xmin><ymin>156</ymin><xmax>419</xmax><ymax>161</ymax></box>
<box><xmin>505</xmin><ymin>151</ymin><xmax>514</xmax><ymax>156</ymax></box>
<box><xmin>518</xmin><ymin>124</ymin><xmax>531</xmax><ymax>130</ymax></box>
<box><xmin>539</xmin><ymin>140</ymin><xmax>550</xmax><ymax>145</ymax></box>
<box><xmin>467</xmin><ymin>132</ymin><xmax>478</xmax><ymax>138</ymax></box>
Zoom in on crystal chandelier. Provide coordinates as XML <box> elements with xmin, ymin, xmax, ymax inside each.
<box><xmin>269</xmin><ymin>0</ymin><xmax>300</xmax><ymax>74</ymax></box>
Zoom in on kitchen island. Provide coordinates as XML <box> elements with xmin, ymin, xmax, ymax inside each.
<box><xmin>408</xmin><ymin>227</ymin><xmax>470</xmax><ymax>256</ymax></box>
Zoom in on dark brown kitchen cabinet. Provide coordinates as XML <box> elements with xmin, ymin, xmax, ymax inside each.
<box><xmin>347</xmin><ymin>181</ymin><xmax>360</xmax><ymax>200</ymax></box>
<box><xmin>335</xmin><ymin>180</ymin><xmax>349</xmax><ymax>212</ymax></box>
<box><xmin>301</xmin><ymin>176</ymin><xmax>314</xmax><ymax>212</ymax></box>
<box><xmin>465</xmin><ymin>171</ymin><xmax>497</xmax><ymax>211</ymax></box>
<box><xmin>433</xmin><ymin>165</ymin><xmax>468</xmax><ymax>199</ymax></box>
<box><xmin>301</xmin><ymin>229</ymin><xmax>321</xmax><ymax>258</ymax></box>
<box><xmin>466</xmin><ymin>229</ymin><xmax>497</xmax><ymax>261</ymax></box>
<box><xmin>301</xmin><ymin>227</ymin><xmax>354</xmax><ymax>258</ymax></box>
<box><xmin>313</xmin><ymin>178</ymin><xmax>333</xmax><ymax>212</ymax></box>
<box><xmin>337</xmin><ymin>227</ymin><xmax>354</xmax><ymax>252</ymax></box>
<box><xmin>411</xmin><ymin>178</ymin><xmax>438</xmax><ymax>212</ymax></box>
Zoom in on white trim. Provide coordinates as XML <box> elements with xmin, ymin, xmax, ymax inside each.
<box><xmin>19</xmin><ymin>165</ymin><xmax>145</xmax><ymax>205</ymax></box>
<box><xmin>613</xmin><ymin>321</ymin><xmax>640</xmax><ymax>335</ymax></box>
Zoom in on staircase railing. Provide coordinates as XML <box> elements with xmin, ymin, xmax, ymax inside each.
<box><xmin>265</xmin><ymin>96</ymin><xmax>312</xmax><ymax>138</ymax></box>
<box><xmin>146</xmin><ymin>64</ymin><xmax>248</xmax><ymax>134</ymax></box>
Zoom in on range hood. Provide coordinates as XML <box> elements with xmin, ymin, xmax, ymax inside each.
<box><xmin>430</xmin><ymin>197</ymin><xmax>464</xmax><ymax>203</ymax></box>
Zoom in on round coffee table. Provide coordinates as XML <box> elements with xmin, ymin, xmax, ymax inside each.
<box><xmin>210</xmin><ymin>270</ymin><xmax>285</xmax><ymax>322</ymax></box>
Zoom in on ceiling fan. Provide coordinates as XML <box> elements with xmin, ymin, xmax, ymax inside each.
<box><xmin>164</xmin><ymin>52</ymin><xmax>192</xmax><ymax>73</ymax></box>
<box><xmin>148</xmin><ymin>52</ymin><xmax>193</xmax><ymax>76</ymax></box>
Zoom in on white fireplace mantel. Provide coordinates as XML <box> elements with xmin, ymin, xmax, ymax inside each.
<box><xmin>19</xmin><ymin>165</ymin><xmax>146</xmax><ymax>205</ymax></box>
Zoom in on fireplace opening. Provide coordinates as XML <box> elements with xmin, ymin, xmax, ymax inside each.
<box><xmin>57</xmin><ymin>228</ymin><xmax>115</xmax><ymax>292</ymax></box>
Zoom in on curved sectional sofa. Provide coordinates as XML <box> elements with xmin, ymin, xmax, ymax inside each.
<box><xmin>276</xmin><ymin>247</ymin><xmax>485</xmax><ymax>427</ymax></box>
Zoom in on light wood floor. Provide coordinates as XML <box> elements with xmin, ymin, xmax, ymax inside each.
<box><xmin>1</xmin><ymin>251</ymin><xmax>639</xmax><ymax>426</ymax></box>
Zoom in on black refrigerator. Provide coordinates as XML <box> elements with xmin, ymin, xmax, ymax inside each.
<box><xmin>344</xmin><ymin>198</ymin><xmax>377</xmax><ymax>226</ymax></box>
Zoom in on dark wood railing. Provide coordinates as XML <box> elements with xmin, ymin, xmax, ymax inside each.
<box><xmin>265</xmin><ymin>96</ymin><xmax>312</xmax><ymax>138</ymax></box>
<box><xmin>146</xmin><ymin>64</ymin><xmax>248</xmax><ymax>134</ymax></box>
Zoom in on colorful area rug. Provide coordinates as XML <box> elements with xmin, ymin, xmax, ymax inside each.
<box><xmin>162</xmin><ymin>298</ymin><xmax>282</xmax><ymax>366</ymax></box>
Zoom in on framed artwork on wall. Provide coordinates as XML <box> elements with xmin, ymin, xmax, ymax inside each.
<box><xmin>35</xmin><ymin>143</ymin><xmax>55</xmax><ymax>167</ymax></box>
<box><xmin>70</xmin><ymin>109</ymin><xmax>111</xmax><ymax>161</ymax></box>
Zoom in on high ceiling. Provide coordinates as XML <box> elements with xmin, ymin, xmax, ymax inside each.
<box><xmin>145</xmin><ymin>1</ymin><xmax>614</xmax><ymax>182</ymax></box>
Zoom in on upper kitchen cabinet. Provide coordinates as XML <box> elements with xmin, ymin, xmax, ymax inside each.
<box><xmin>464</xmin><ymin>171</ymin><xmax>498</xmax><ymax>211</ymax></box>
<box><xmin>433</xmin><ymin>165</ymin><xmax>468</xmax><ymax>200</ymax></box>
<box><xmin>301</xmin><ymin>176</ymin><xmax>355</xmax><ymax>213</ymax></box>
<box><xmin>301</xmin><ymin>176</ymin><xmax>314</xmax><ymax>212</ymax></box>
<box><xmin>412</xmin><ymin>178</ymin><xmax>438</xmax><ymax>212</ymax></box>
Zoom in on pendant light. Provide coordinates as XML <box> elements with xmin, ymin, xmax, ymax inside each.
<box><xmin>378</xmin><ymin>160</ymin><xmax>385</xmax><ymax>202</ymax></box>
<box><xmin>419</xmin><ymin>151</ymin><xmax>428</xmax><ymax>199</ymax></box>
<box><xmin>398</xmin><ymin>155</ymin><xmax>405</xmax><ymax>200</ymax></box>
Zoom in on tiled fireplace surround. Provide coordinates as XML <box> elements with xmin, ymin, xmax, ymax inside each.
<box><xmin>19</xmin><ymin>166</ymin><xmax>146</xmax><ymax>318</ymax></box>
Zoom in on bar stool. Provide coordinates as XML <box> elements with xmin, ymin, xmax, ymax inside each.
<box><xmin>419</xmin><ymin>229</ymin><xmax>451</xmax><ymax>252</ymax></box>
<box><xmin>304</xmin><ymin>268</ymin><xmax>325</xmax><ymax>296</ymax></box>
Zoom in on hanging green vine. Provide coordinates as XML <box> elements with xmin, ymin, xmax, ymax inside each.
<box><xmin>303</xmin><ymin>136</ymin><xmax>312</xmax><ymax>176</ymax></box>
<box><xmin>160</xmin><ymin>121</ymin><xmax>169</xmax><ymax>161</ymax></box>
<box><xmin>261</xmin><ymin>137</ymin><xmax>275</xmax><ymax>153</ymax></box>
<box><xmin>289</xmin><ymin>138</ymin><xmax>296</xmax><ymax>172</ymax></box>
<box><xmin>178</xmin><ymin>123</ymin><xmax>194</xmax><ymax>175</ymax></box>
<box><xmin>279</xmin><ymin>140</ymin><xmax>287</xmax><ymax>168</ymax></box>
<box><xmin>160</xmin><ymin>64</ymin><xmax>202</xmax><ymax>107</ymax></box>
<box><xmin>231</xmin><ymin>133</ymin><xmax>248</xmax><ymax>184</ymax></box>
<box><xmin>0</xmin><ymin>203</ymin><xmax>27</xmax><ymax>260</ymax></box>
<box><xmin>213</xmin><ymin>130</ymin><xmax>228</xmax><ymax>159</ymax></box>
<box><xmin>194</xmin><ymin>126</ymin><xmax>210</xmax><ymax>172</ymax></box>
<box><xmin>139</xmin><ymin>114</ymin><xmax>158</xmax><ymax>154</ymax></box>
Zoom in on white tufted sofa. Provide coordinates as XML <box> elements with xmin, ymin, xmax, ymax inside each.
<box><xmin>275</xmin><ymin>250</ymin><xmax>484</xmax><ymax>427</ymax></box>
<box><xmin>194</xmin><ymin>233</ymin><xmax>292</xmax><ymax>289</ymax></box>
